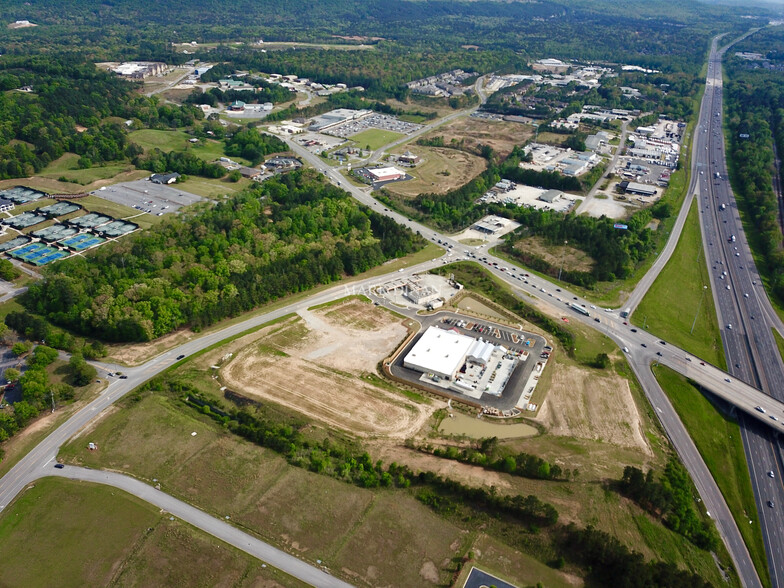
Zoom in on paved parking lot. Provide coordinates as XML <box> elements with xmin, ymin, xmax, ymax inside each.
<box><xmin>91</xmin><ymin>180</ymin><xmax>203</xmax><ymax>215</ymax></box>
<box><xmin>389</xmin><ymin>312</ymin><xmax>546</xmax><ymax>411</ymax></box>
<box><xmin>327</xmin><ymin>113</ymin><xmax>423</xmax><ymax>138</ymax></box>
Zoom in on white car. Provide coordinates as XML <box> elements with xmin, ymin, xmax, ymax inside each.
<box><xmin>769</xmin><ymin>471</ymin><xmax>775</xmax><ymax>478</ymax></box>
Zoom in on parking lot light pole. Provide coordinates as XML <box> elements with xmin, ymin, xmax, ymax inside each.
<box><xmin>690</xmin><ymin>285</ymin><xmax>708</xmax><ymax>335</ymax></box>
<box><xmin>558</xmin><ymin>241</ymin><xmax>567</xmax><ymax>282</ymax></box>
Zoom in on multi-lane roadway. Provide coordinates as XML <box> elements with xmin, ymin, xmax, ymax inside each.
<box><xmin>0</xmin><ymin>32</ymin><xmax>779</xmax><ymax>588</ymax></box>
<box><xmin>695</xmin><ymin>33</ymin><xmax>784</xmax><ymax>586</ymax></box>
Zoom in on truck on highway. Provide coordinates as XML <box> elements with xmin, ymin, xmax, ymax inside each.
<box><xmin>715</xmin><ymin>172</ymin><xmax>720</xmax><ymax>179</ymax></box>
<box><xmin>719</xmin><ymin>203</ymin><xmax>726</xmax><ymax>211</ymax></box>
<box><xmin>570</xmin><ymin>303</ymin><xmax>590</xmax><ymax>317</ymax></box>
<box><xmin>620</xmin><ymin>308</ymin><xmax>631</xmax><ymax>318</ymax></box>
<box><xmin>728</xmin><ymin>234</ymin><xmax>736</xmax><ymax>243</ymax></box>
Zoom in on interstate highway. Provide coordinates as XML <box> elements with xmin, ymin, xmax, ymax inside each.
<box><xmin>696</xmin><ymin>31</ymin><xmax>784</xmax><ymax>586</ymax></box>
<box><xmin>0</xmin><ymin>35</ymin><xmax>775</xmax><ymax>587</ymax></box>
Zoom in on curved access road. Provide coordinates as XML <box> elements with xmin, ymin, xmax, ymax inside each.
<box><xmin>47</xmin><ymin>466</ymin><xmax>351</xmax><ymax>588</ymax></box>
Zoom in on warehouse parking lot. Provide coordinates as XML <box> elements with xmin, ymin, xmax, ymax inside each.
<box><xmin>91</xmin><ymin>180</ymin><xmax>202</xmax><ymax>215</ymax></box>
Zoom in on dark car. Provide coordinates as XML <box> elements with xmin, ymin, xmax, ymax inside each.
<box><xmin>119</xmin><ymin>375</ymin><xmax>128</xmax><ymax>379</ymax></box>
<box><xmin>54</xmin><ymin>463</ymin><xmax>64</xmax><ymax>469</ymax></box>
<box><xmin>630</xmin><ymin>328</ymin><xmax>637</xmax><ymax>333</ymax></box>
<box><xmin>659</xmin><ymin>341</ymin><xmax>666</xmax><ymax>345</ymax></box>
<box><xmin>656</xmin><ymin>351</ymin><xmax>662</xmax><ymax>356</ymax></box>
<box><xmin>176</xmin><ymin>354</ymin><xmax>185</xmax><ymax>360</ymax></box>
<box><xmin>594</xmin><ymin>318</ymin><xmax>600</xmax><ymax>322</ymax></box>
<box><xmin>641</xmin><ymin>343</ymin><xmax>647</xmax><ymax>348</ymax></box>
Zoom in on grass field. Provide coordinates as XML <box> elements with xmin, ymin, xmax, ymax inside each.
<box><xmin>129</xmin><ymin>129</ymin><xmax>191</xmax><ymax>152</ymax></box>
<box><xmin>129</xmin><ymin>129</ymin><xmax>248</xmax><ymax>166</ymax></box>
<box><xmin>57</xmin><ymin>387</ymin><xmax>733</xmax><ymax>588</ymax></box>
<box><xmin>350</xmin><ymin>128</ymin><xmax>404</xmax><ymax>151</ymax></box>
<box><xmin>0</xmin><ymin>477</ymin><xmax>304</xmax><ymax>588</ymax></box>
<box><xmin>772</xmin><ymin>327</ymin><xmax>784</xmax><ymax>364</ymax></box>
<box><xmin>384</xmin><ymin>146</ymin><xmax>487</xmax><ymax>198</ymax></box>
<box><xmin>37</xmin><ymin>153</ymin><xmax>137</xmax><ymax>185</ymax></box>
<box><xmin>536</xmin><ymin>132</ymin><xmax>570</xmax><ymax>145</ymax></box>
<box><xmin>58</xmin><ymin>393</ymin><xmax>462</xmax><ymax>587</ymax></box>
<box><xmin>653</xmin><ymin>365</ymin><xmax>769</xmax><ymax>588</ymax></box>
<box><xmin>633</xmin><ymin>200</ymin><xmax>726</xmax><ymax>368</ymax></box>
<box><xmin>178</xmin><ymin>176</ymin><xmax>253</xmax><ymax>199</ymax></box>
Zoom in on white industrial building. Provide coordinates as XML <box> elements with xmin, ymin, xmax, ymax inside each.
<box><xmin>467</xmin><ymin>339</ymin><xmax>496</xmax><ymax>366</ymax></box>
<box><xmin>368</xmin><ymin>167</ymin><xmax>405</xmax><ymax>182</ymax></box>
<box><xmin>404</xmin><ymin>326</ymin><xmax>476</xmax><ymax>380</ymax></box>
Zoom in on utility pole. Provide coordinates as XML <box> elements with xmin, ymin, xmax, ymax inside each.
<box><xmin>558</xmin><ymin>240</ymin><xmax>568</xmax><ymax>282</ymax></box>
<box><xmin>690</xmin><ymin>285</ymin><xmax>708</xmax><ymax>335</ymax></box>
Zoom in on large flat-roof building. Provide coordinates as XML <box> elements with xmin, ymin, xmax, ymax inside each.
<box><xmin>368</xmin><ymin>167</ymin><xmax>405</xmax><ymax>183</ymax></box>
<box><xmin>403</xmin><ymin>326</ymin><xmax>475</xmax><ymax>380</ymax></box>
<box><xmin>619</xmin><ymin>181</ymin><xmax>657</xmax><ymax>197</ymax></box>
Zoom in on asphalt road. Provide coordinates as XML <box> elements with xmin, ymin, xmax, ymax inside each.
<box><xmin>695</xmin><ymin>31</ymin><xmax>784</xmax><ymax>585</ymax></box>
<box><xmin>45</xmin><ymin>466</ymin><xmax>352</xmax><ymax>588</ymax></box>
<box><xmin>575</xmin><ymin>119</ymin><xmax>629</xmax><ymax>215</ymax></box>
<box><xmin>0</xmin><ymin>46</ymin><xmax>775</xmax><ymax>588</ymax></box>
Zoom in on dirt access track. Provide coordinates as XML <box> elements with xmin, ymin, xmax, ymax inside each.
<box><xmin>221</xmin><ymin>299</ymin><xmax>439</xmax><ymax>439</ymax></box>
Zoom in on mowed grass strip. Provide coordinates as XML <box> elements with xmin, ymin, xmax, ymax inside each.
<box><xmin>0</xmin><ymin>478</ymin><xmax>305</xmax><ymax>588</ymax></box>
<box><xmin>350</xmin><ymin>128</ymin><xmax>404</xmax><ymax>151</ymax></box>
<box><xmin>633</xmin><ymin>199</ymin><xmax>726</xmax><ymax>368</ymax></box>
<box><xmin>772</xmin><ymin>327</ymin><xmax>784</xmax><ymax>364</ymax></box>
<box><xmin>653</xmin><ymin>365</ymin><xmax>769</xmax><ymax>588</ymax></box>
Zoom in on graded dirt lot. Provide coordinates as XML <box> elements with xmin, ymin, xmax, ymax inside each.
<box><xmin>385</xmin><ymin>146</ymin><xmax>487</xmax><ymax>199</ymax></box>
<box><xmin>419</xmin><ymin>116</ymin><xmax>533</xmax><ymax>158</ymax></box>
<box><xmin>220</xmin><ymin>300</ymin><xmax>437</xmax><ymax>438</ymax></box>
<box><xmin>512</xmin><ymin>237</ymin><xmax>596</xmax><ymax>273</ymax></box>
<box><xmin>534</xmin><ymin>362</ymin><xmax>652</xmax><ymax>456</ymax></box>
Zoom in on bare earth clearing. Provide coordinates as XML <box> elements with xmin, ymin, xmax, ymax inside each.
<box><xmin>420</xmin><ymin>117</ymin><xmax>533</xmax><ymax>158</ymax></box>
<box><xmin>221</xmin><ymin>300</ymin><xmax>439</xmax><ymax>438</ymax></box>
<box><xmin>534</xmin><ymin>363</ymin><xmax>652</xmax><ymax>456</ymax></box>
<box><xmin>514</xmin><ymin>237</ymin><xmax>596</xmax><ymax>273</ymax></box>
<box><xmin>386</xmin><ymin>146</ymin><xmax>487</xmax><ymax>198</ymax></box>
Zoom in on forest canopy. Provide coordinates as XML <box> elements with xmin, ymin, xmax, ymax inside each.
<box><xmin>23</xmin><ymin>170</ymin><xmax>425</xmax><ymax>342</ymax></box>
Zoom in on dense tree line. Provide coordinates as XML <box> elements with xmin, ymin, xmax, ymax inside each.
<box><xmin>0</xmin><ymin>55</ymin><xmax>205</xmax><ymax>179</ymax></box>
<box><xmin>133</xmin><ymin>149</ymin><xmax>226</xmax><ymax>177</ymax></box>
<box><xmin>557</xmin><ymin>524</ymin><xmax>715</xmax><ymax>588</ymax></box>
<box><xmin>0</xmin><ymin>344</ymin><xmax>77</xmax><ymax>443</ymax></box>
<box><xmin>4</xmin><ymin>310</ymin><xmax>106</xmax><ymax>358</ymax></box>
<box><xmin>165</xmin><ymin>377</ymin><xmax>714</xmax><ymax>586</ymax></box>
<box><xmin>616</xmin><ymin>462</ymin><xmax>718</xmax><ymax>550</ymax></box>
<box><xmin>422</xmin><ymin>436</ymin><xmax>567</xmax><ymax>480</ymax></box>
<box><xmin>176</xmin><ymin>382</ymin><xmax>558</xmax><ymax>527</ymax></box>
<box><xmin>223</xmin><ymin>128</ymin><xmax>287</xmax><ymax>165</ymax></box>
<box><xmin>724</xmin><ymin>53</ymin><xmax>784</xmax><ymax>304</ymax></box>
<box><xmin>1</xmin><ymin>0</ymin><xmax>745</xmax><ymax>72</ymax></box>
<box><xmin>23</xmin><ymin>171</ymin><xmax>425</xmax><ymax>342</ymax></box>
<box><xmin>499</xmin><ymin>204</ymin><xmax>659</xmax><ymax>285</ymax></box>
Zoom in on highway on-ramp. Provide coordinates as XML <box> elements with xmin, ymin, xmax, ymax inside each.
<box><xmin>0</xmin><ymin>38</ymin><xmax>775</xmax><ymax>588</ymax></box>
